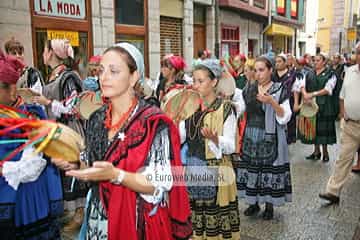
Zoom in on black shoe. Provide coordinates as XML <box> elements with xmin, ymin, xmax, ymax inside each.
<box><xmin>322</xmin><ymin>155</ymin><xmax>330</xmax><ymax>162</ymax></box>
<box><xmin>262</xmin><ymin>208</ymin><xmax>274</xmax><ymax>220</ymax></box>
<box><xmin>244</xmin><ymin>204</ymin><xmax>260</xmax><ymax>216</ymax></box>
<box><xmin>319</xmin><ymin>193</ymin><xmax>340</xmax><ymax>204</ymax></box>
<box><xmin>306</xmin><ymin>153</ymin><xmax>321</xmax><ymax>160</ymax></box>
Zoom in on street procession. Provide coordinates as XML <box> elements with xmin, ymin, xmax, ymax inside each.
<box><xmin>0</xmin><ymin>0</ymin><xmax>360</xmax><ymax>239</ymax></box>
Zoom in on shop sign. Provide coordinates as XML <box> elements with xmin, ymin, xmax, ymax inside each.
<box><xmin>34</xmin><ymin>0</ymin><xmax>86</xmax><ymax>19</ymax></box>
<box><xmin>347</xmin><ymin>28</ymin><xmax>357</xmax><ymax>41</ymax></box>
<box><xmin>47</xmin><ymin>30</ymin><xmax>79</xmax><ymax>46</ymax></box>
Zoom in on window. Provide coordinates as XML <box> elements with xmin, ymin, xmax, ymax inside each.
<box><xmin>114</xmin><ymin>0</ymin><xmax>148</xmax><ymax>76</ymax></box>
<box><xmin>194</xmin><ymin>4</ymin><xmax>206</xmax><ymax>25</ymax></box>
<box><xmin>277</xmin><ymin>0</ymin><xmax>286</xmax><ymax>16</ymax></box>
<box><xmin>254</xmin><ymin>0</ymin><xmax>266</xmax><ymax>8</ymax></box>
<box><xmin>221</xmin><ymin>25</ymin><xmax>240</xmax><ymax>57</ymax></box>
<box><xmin>291</xmin><ymin>0</ymin><xmax>298</xmax><ymax>19</ymax></box>
<box><xmin>115</xmin><ymin>0</ymin><xmax>144</xmax><ymax>25</ymax></box>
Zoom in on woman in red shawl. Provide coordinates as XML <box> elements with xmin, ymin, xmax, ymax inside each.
<box><xmin>54</xmin><ymin>43</ymin><xmax>192</xmax><ymax>239</ymax></box>
<box><xmin>158</xmin><ymin>55</ymin><xmax>187</xmax><ymax>101</ymax></box>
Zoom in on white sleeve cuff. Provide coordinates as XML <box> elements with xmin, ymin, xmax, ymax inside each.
<box><xmin>232</xmin><ymin>88</ymin><xmax>246</xmax><ymax>116</ymax></box>
<box><xmin>3</xmin><ymin>161</ymin><xmax>21</xmax><ymax>190</ymax></box>
<box><xmin>3</xmin><ymin>147</ymin><xmax>47</xmax><ymax>190</ymax></box>
<box><xmin>140</xmin><ymin>165</ymin><xmax>173</xmax><ymax>204</ymax></box>
<box><xmin>324</xmin><ymin>75</ymin><xmax>337</xmax><ymax>96</ymax></box>
<box><xmin>276</xmin><ymin>99</ymin><xmax>292</xmax><ymax>125</ymax></box>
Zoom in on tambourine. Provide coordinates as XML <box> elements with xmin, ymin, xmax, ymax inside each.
<box><xmin>299</xmin><ymin>98</ymin><xmax>319</xmax><ymax>118</ymax></box>
<box><xmin>34</xmin><ymin>122</ymin><xmax>85</xmax><ymax>162</ymax></box>
<box><xmin>217</xmin><ymin>70</ymin><xmax>236</xmax><ymax>97</ymax></box>
<box><xmin>161</xmin><ymin>87</ymin><xmax>201</xmax><ymax>122</ymax></box>
<box><xmin>75</xmin><ymin>91</ymin><xmax>103</xmax><ymax>120</ymax></box>
<box><xmin>0</xmin><ymin>105</ymin><xmax>85</xmax><ymax>163</ymax></box>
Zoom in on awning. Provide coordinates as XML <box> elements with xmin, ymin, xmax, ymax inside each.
<box><xmin>265</xmin><ymin>23</ymin><xmax>295</xmax><ymax>37</ymax></box>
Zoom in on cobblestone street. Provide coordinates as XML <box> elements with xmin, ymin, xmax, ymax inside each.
<box><xmin>63</xmin><ymin>128</ymin><xmax>360</xmax><ymax>240</ymax></box>
<box><xmin>240</xmin><ymin>132</ymin><xmax>360</xmax><ymax>240</ymax></box>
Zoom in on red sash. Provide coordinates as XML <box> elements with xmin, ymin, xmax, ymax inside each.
<box><xmin>99</xmin><ymin>106</ymin><xmax>192</xmax><ymax>240</ymax></box>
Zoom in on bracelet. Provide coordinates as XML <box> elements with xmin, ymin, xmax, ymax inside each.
<box><xmin>111</xmin><ymin>169</ymin><xmax>125</xmax><ymax>185</ymax></box>
<box><xmin>312</xmin><ymin>91</ymin><xmax>318</xmax><ymax>97</ymax></box>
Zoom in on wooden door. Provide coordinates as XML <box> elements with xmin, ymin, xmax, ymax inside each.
<box><xmin>193</xmin><ymin>24</ymin><xmax>206</xmax><ymax>58</ymax></box>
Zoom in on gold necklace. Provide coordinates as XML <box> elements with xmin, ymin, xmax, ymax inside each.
<box><xmin>187</xmin><ymin>100</ymin><xmax>217</xmax><ymax>141</ymax></box>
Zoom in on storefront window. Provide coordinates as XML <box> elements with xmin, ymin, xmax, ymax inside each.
<box><xmin>115</xmin><ymin>0</ymin><xmax>144</xmax><ymax>26</ymax></box>
<box><xmin>35</xmin><ymin>29</ymin><xmax>88</xmax><ymax>81</ymax></box>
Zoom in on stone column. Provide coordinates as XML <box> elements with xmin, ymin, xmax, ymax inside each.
<box><xmin>91</xmin><ymin>0</ymin><xmax>115</xmax><ymax>55</ymax></box>
<box><xmin>148</xmin><ymin>0</ymin><xmax>161</xmax><ymax>79</ymax></box>
<box><xmin>183</xmin><ymin>0</ymin><xmax>194</xmax><ymax>71</ymax></box>
<box><xmin>0</xmin><ymin>1</ymin><xmax>32</xmax><ymax>65</ymax></box>
<box><xmin>206</xmin><ymin>5</ymin><xmax>216</xmax><ymax>56</ymax></box>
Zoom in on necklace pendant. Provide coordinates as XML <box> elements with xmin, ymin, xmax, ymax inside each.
<box><xmin>118</xmin><ymin>132</ymin><xmax>126</xmax><ymax>141</ymax></box>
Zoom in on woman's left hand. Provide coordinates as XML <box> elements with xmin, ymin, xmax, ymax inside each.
<box><xmin>32</xmin><ymin>95</ymin><xmax>51</xmax><ymax>106</ymax></box>
<box><xmin>256</xmin><ymin>93</ymin><xmax>274</xmax><ymax>104</ymax></box>
<box><xmin>66</xmin><ymin>161</ymin><xmax>118</xmax><ymax>182</ymax></box>
<box><xmin>201</xmin><ymin>127</ymin><xmax>219</xmax><ymax>146</ymax></box>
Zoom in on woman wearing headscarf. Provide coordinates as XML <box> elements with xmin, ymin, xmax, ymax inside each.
<box><xmin>52</xmin><ymin>43</ymin><xmax>192</xmax><ymax>239</ymax></box>
<box><xmin>236</xmin><ymin>56</ymin><xmax>293</xmax><ymax>220</ymax></box>
<box><xmin>302</xmin><ymin>53</ymin><xmax>339</xmax><ymax>162</ymax></box>
<box><xmin>0</xmin><ymin>50</ymin><xmax>63</xmax><ymax>239</ymax></box>
<box><xmin>273</xmin><ymin>53</ymin><xmax>298</xmax><ymax>144</ymax></box>
<box><xmin>31</xmin><ymin>38</ymin><xmax>86</xmax><ymax>232</ymax></box>
<box><xmin>157</xmin><ymin>55</ymin><xmax>187</xmax><ymax>101</ymax></box>
<box><xmin>179</xmin><ymin>59</ymin><xmax>241</xmax><ymax>239</ymax></box>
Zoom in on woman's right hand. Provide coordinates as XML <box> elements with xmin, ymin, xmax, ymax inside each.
<box><xmin>51</xmin><ymin>158</ymin><xmax>79</xmax><ymax>171</ymax></box>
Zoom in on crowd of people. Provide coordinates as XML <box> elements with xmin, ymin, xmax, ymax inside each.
<box><xmin>0</xmin><ymin>36</ymin><xmax>359</xmax><ymax>240</ymax></box>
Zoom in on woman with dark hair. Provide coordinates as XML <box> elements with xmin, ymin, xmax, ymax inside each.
<box><xmin>157</xmin><ymin>55</ymin><xmax>187</xmax><ymax>101</ymax></box>
<box><xmin>53</xmin><ymin>43</ymin><xmax>192</xmax><ymax>239</ymax></box>
<box><xmin>302</xmin><ymin>53</ymin><xmax>338</xmax><ymax>162</ymax></box>
<box><xmin>179</xmin><ymin>59</ymin><xmax>241</xmax><ymax>239</ymax></box>
<box><xmin>4</xmin><ymin>37</ymin><xmax>44</xmax><ymax>92</ymax></box>
<box><xmin>0</xmin><ymin>50</ymin><xmax>63</xmax><ymax>239</ymax></box>
<box><xmin>237</xmin><ymin>56</ymin><xmax>293</xmax><ymax>220</ymax></box>
<box><xmin>31</xmin><ymin>39</ymin><xmax>86</xmax><ymax>232</ymax></box>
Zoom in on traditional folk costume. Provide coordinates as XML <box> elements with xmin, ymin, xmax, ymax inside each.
<box><xmin>236</xmin><ymin>82</ymin><xmax>293</xmax><ymax>206</ymax></box>
<box><xmin>273</xmin><ymin>68</ymin><xmax>297</xmax><ymax>144</ymax></box>
<box><xmin>298</xmin><ymin>67</ymin><xmax>338</xmax><ymax>145</ymax></box>
<box><xmin>0</xmin><ymin>51</ymin><xmax>63</xmax><ymax>239</ymax></box>
<box><xmin>82</xmin><ymin>101</ymin><xmax>192</xmax><ymax>240</ymax></box>
<box><xmin>41</xmin><ymin>39</ymin><xmax>87</xmax><ymax>214</ymax></box>
<box><xmin>179</xmin><ymin>98</ymin><xmax>240</xmax><ymax>240</ymax></box>
<box><xmin>293</xmin><ymin>66</ymin><xmax>317</xmax><ymax>144</ymax></box>
<box><xmin>180</xmin><ymin>59</ymin><xmax>240</xmax><ymax>239</ymax></box>
<box><xmin>80</xmin><ymin>43</ymin><xmax>192</xmax><ymax>240</ymax></box>
<box><xmin>16</xmin><ymin>66</ymin><xmax>45</xmax><ymax>94</ymax></box>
